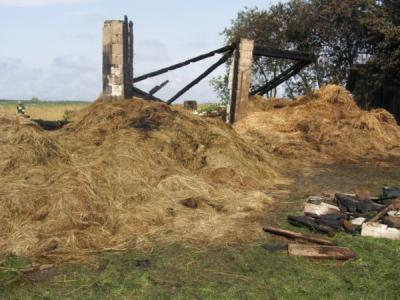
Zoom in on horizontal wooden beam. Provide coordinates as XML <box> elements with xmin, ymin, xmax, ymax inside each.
<box><xmin>253</xmin><ymin>46</ymin><xmax>315</xmax><ymax>62</ymax></box>
<box><xmin>133</xmin><ymin>45</ymin><xmax>235</xmax><ymax>83</ymax></box>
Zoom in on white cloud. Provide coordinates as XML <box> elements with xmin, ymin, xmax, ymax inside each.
<box><xmin>0</xmin><ymin>56</ymin><xmax>101</xmax><ymax>101</ymax></box>
<box><xmin>0</xmin><ymin>57</ymin><xmax>22</xmax><ymax>71</ymax></box>
<box><xmin>0</xmin><ymin>0</ymin><xmax>91</xmax><ymax>7</ymax></box>
<box><xmin>53</xmin><ymin>55</ymin><xmax>97</xmax><ymax>72</ymax></box>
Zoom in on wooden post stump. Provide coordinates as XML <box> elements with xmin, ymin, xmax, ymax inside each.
<box><xmin>184</xmin><ymin>100</ymin><xmax>198</xmax><ymax>111</ymax></box>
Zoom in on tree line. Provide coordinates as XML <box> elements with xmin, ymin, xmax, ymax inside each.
<box><xmin>211</xmin><ymin>0</ymin><xmax>400</xmax><ymax>101</ymax></box>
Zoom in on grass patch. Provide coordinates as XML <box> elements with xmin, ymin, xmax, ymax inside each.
<box><xmin>2</xmin><ymin>234</ymin><xmax>400</xmax><ymax>299</ymax></box>
<box><xmin>197</xmin><ymin>103</ymin><xmax>223</xmax><ymax>113</ymax></box>
<box><xmin>0</xmin><ymin>255</ymin><xmax>31</xmax><ymax>293</ymax></box>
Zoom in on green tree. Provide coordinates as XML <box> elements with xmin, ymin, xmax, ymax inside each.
<box><xmin>211</xmin><ymin>0</ymin><xmax>399</xmax><ymax>100</ymax></box>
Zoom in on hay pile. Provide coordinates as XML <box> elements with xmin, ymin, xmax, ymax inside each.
<box><xmin>0</xmin><ymin>99</ymin><xmax>285</xmax><ymax>262</ymax></box>
<box><xmin>235</xmin><ymin>85</ymin><xmax>400</xmax><ymax>163</ymax></box>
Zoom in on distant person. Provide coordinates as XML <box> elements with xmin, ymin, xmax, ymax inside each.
<box><xmin>17</xmin><ymin>101</ymin><xmax>26</xmax><ymax>115</ymax></box>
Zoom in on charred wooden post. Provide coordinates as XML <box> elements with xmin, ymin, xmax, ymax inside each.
<box><xmin>102</xmin><ymin>16</ymin><xmax>134</xmax><ymax>100</ymax></box>
<box><xmin>183</xmin><ymin>100</ymin><xmax>198</xmax><ymax>111</ymax></box>
<box><xmin>227</xmin><ymin>39</ymin><xmax>255</xmax><ymax>124</ymax></box>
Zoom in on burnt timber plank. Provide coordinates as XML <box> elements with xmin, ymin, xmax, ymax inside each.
<box><xmin>253</xmin><ymin>46</ymin><xmax>315</xmax><ymax>62</ymax></box>
<box><xmin>132</xmin><ymin>86</ymin><xmax>163</xmax><ymax>102</ymax></box>
<box><xmin>133</xmin><ymin>45</ymin><xmax>235</xmax><ymax>83</ymax></box>
<box><xmin>149</xmin><ymin>80</ymin><xmax>169</xmax><ymax>96</ymax></box>
<box><xmin>288</xmin><ymin>244</ymin><xmax>357</xmax><ymax>260</ymax></box>
<box><xmin>167</xmin><ymin>49</ymin><xmax>234</xmax><ymax>104</ymax></box>
<box><xmin>250</xmin><ymin>61</ymin><xmax>308</xmax><ymax>96</ymax></box>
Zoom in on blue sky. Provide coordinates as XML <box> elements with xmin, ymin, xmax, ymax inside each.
<box><xmin>0</xmin><ymin>0</ymin><xmax>282</xmax><ymax>102</ymax></box>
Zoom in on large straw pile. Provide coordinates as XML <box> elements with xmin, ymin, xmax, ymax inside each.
<box><xmin>235</xmin><ymin>85</ymin><xmax>400</xmax><ymax>163</ymax></box>
<box><xmin>0</xmin><ymin>99</ymin><xmax>285</xmax><ymax>262</ymax></box>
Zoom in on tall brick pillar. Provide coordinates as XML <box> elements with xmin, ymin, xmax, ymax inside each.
<box><xmin>102</xmin><ymin>16</ymin><xmax>133</xmax><ymax>100</ymax></box>
<box><xmin>227</xmin><ymin>38</ymin><xmax>254</xmax><ymax>123</ymax></box>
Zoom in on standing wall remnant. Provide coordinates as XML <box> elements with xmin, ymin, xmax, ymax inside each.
<box><xmin>102</xmin><ymin>16</ymin><xmax>133</xmax><ymax>100</ymax></box>
<box><xmin>227</xmin><ymin>38</ymin><xmax>254</xmax><ymax>123</ymax></box>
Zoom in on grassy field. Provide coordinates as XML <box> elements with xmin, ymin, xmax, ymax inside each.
<box><xmin>1</xmin><ymin>235</ymin><xmax>399</xmax><ymax>300</ymax></box>
<box><xmin>1</xmin><ymin>163</ymin><xmax>399</xmax><ymax>299</ymax></box>
<box><xmin>0</xmin><ymin>100</ymin><xmax>89</xmax><ymax>121</ymax></box>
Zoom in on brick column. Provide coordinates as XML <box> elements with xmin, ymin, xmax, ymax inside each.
<box><xmin>226</xmin><ymin>38</ymin><xmax>254</xmax><ymax>123</ymax></box>
<box><xmin>102</xmin><ymin>16</ymin><xmax>133</xmax><ymax>100</ymax></box>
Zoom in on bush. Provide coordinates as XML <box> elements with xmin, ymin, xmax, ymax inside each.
<box><xmin>197</xmin><ymin>103</ymin><xmax>223</xmax><ymax>114</ymax></box>
<box><xmin>62</xmin><ymin>110</ymin><xmax>73</xmax><ymax>122</ymax></box>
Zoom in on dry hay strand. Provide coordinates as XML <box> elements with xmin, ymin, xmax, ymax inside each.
<box><xmin>235</xmin><ymin>85</ymin><xmax>400</xmax><ymax>163</ymax></box>
<box><xmin>0</xmin><ymin>99</ymin><xmax>287</xmax><ymax>263</ymax></box>
<box><xmin>0</xmin><ymin>112</ymin><xmax>68</xmax><ymax>174</ymax></box>
<box><xmin>249</xmin><ymin>96</ymin><xmax>291</xmax><ymax>112</ymax></box>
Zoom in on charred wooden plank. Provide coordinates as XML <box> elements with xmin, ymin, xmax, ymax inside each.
<box><xmin>287</xmin><ymin>215</ymin><xmax>337</xmax><ymax>235</ymax></box>
<box><xmin>149</xmin><ymin>80</ymin><xmax>169</xmax><ymax>96</ymax></box>
<box><xmin>167</xmin><ymin>50</ymin><xmax>234</xmax><ymax>104</ymax></box>
<box><xmin>287</xmin><ymin>244</ymin><xmax>356</xmax><ymax>260</ymax></box>
<box><xmin>253</xmin><ymin>46</ymin><xmax>315</xmax><ymax>62</ymax></box>
<box><xmin>367</xmin><ymin>199</ymin><xmax>400</xmax><ymax>223</ymax></box>
<box><xmin>131</xmin><ymin>86</ymin><xmax>163</xmax><ymax>102</ymax></box>
<box><xmin>133</xmin><ymin>45</ymin><xmax>235</xmax><ymax>83</ymax></box>
<box><xmin>250</xmin><ymin>61</ymin><xmax>307</xmax><ymax>96</ymax></box>
<box><xmin>263</xmin><ymin>226</ymin><xmax>337</xmax><ymax>246</ymax></box>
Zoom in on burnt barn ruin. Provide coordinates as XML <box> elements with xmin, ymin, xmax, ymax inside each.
<box><xmin>102</xmin><ymin>16</ymin><xmax>315</xmax><ymax>123</ymax></box>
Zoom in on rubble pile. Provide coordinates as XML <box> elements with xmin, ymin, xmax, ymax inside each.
<box><xmin>289</xmin><ymin>187</ymin><xmax>400</xmax><ymax>240</ymax></box>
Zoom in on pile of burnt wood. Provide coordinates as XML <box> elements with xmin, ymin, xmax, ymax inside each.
<box><xmin>289</xmin><ymin>187</ymin><xmax>400</xmax><ymax>240</ymax></box>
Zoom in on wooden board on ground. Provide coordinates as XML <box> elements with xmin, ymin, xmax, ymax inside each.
<box><xmin>287</xmin><ymin>244</ymin><xmax>356</xmax><ymax>260</ymax></box>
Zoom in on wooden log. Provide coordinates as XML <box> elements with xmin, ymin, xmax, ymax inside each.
<box><xmin>287</xmin><ymin>215</ymin><xmax>337</xmax><ymax>235</ymax></box>
<box><xmin>263</xmin><ymin>226</ymin><xmax>337</xmax><ymax>246</ymax></box>
<box><xmin>368</xmin><ymin>204</ymin><xmax>394</xmax><ymax>223</ymax></box>
<box><xmin>367</xmin><ymin>199</ymin><xmax>399</xmax><ymax>223</ymax></box>
<box><xmin>287</xmin><ymin>244</ymin><xmax>356</xmax><ymax>260</ymax></box>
